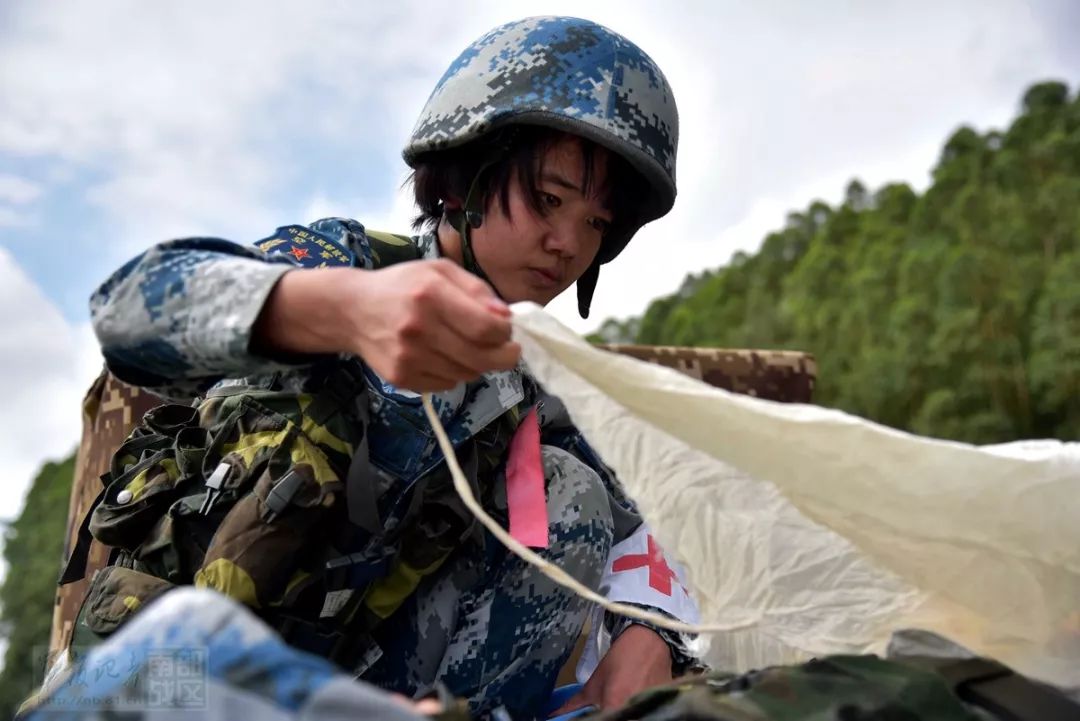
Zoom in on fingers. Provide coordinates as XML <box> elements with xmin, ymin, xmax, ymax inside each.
<box><xmin>430</xmin><ymin>258</ymin><xmax>501</xmax><ymax>303</ymax></box>
<box><xmin>427</xmin><ymin>260</ymin><xmax>516</xmax><ymax>344</ymax></box>
<box><xmin>406</xmin><ymin>264</ymin><xmax>520</xmax><ymax>372</ymax></box>
<box><xmin>402</xmin><ymin>370</ymin><xmax>464</xmax><ymax>394</ymax></box>
<box><xmin>427</xmin><ymin>320</ymin><xmax>521</xmax><ymax>374</ymax></box>
<box><xmin>430</xmin><ymin>288</ymin><xmax>514</xmax><ymax>348</ymax></box>
<box><xmin>355</xmin><ymin>259</ymin><xmax>523</xmax><ymax>390</ymax></box>
<box><xmin>392</xmin><ymin>340</ymin><xmax>520</xmax><ymax>393</ymax></box>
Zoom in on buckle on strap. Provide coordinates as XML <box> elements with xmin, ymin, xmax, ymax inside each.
<box><xmin>261</xmin><ymin>470</ymin><xmax>305</xmax><ymax>523</ymax></box>
<box><xmin>198</xmin><ymin>462</ymin><xmax>230</xmax><ymax>516</ymax></box>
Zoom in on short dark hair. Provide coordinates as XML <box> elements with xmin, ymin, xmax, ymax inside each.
<box><xmin>408</xmin><ymin>125</ymin><xmax>649</xmax><ymax>247</ymax></box>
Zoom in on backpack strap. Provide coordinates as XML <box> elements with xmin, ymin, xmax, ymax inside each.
<box><xmin>58</xmin><ymin>485</ymin><xmax>108</xmax><ymax>586</ymax></box>
<box><xmin>364</xmin><ymin>229</ymin><xmax>424</xmax><ymax>269</ymax></box>
<box><xmin>304</xmin><ymin>358</ymin><xmax>383</xmax><ymax>536</ymax></box>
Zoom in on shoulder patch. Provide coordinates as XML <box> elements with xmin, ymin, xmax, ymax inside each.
<box><xmin>254</xmin><ymin>225</ymin><xmax>355</xmax><ymax>268</ymax></box>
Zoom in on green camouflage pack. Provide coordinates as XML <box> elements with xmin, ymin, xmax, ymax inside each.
<box><xmin>592</xmin><ymin>654</ymin><xmax>1080</xmax><ymax>721</ymax></box>
<box><xmin>61</xmin><ymin>357</ymin><xmax>520</xmax><ymax>667</ymax></box>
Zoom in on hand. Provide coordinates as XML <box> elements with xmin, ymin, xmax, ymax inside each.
<box><xmin>551</xmin><ymin>625</ymin><xmax>673</xmax><ymax>716</ymax></box>
<box><xmin>255</xmin><ymin>259</ymin><xmax>521</xmax><ymax>392</ymax></box>
<box><xmin>347</xmin><ymin>259</ymin><xmax>521</xmax><ymax>391</ymax></box>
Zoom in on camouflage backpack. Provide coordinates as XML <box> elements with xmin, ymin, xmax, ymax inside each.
<box><xmin>594</xmin><ymin>654</ymin><xmax>1080</xmax><ymax>721</ymax></box>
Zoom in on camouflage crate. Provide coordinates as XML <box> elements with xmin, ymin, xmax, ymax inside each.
<box><xmin>49</xmin><ymin>345</ymin><xmax>816</xmax><ymax>658</ymax></box>
<box><xmin>48</xmin><ymin>371</ymin><xmax>163</xmax><ymax>659</ymax></box>
<box><xmin>596</xmin><ymin>344</ymin><xmax>816</xmax><ymax>404</ymax></box>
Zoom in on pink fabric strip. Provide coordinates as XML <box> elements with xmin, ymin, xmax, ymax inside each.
<box><xmin>505</xmin><ymin>407</ymin><xmax>549</xmax><ymax>548</ymax></box>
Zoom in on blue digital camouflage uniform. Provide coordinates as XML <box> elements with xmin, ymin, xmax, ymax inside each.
<box><xmin>87</xmin><ymin>217</ymin><xmax>690</xmax><ymax>719</ymax></box>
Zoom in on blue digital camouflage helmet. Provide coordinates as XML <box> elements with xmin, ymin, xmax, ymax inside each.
<box><xmin>403</xmin><ymin>16</ymin><xmax>679</xmax><ymax>317</ymax></box>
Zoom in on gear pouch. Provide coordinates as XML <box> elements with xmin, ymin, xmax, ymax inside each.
<box><xmin>89</xmin><ymin>405</ymin><xmax>205</xmax><ymax>550</ymax></box>
<box><xmin>76</xmin><ymin>565</ymin><xmax>175</xmax><ymax>638</ymax></box>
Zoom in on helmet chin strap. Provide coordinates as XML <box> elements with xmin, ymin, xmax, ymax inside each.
<box><xmin>576</xmin><ymin>262</ymin><xmax>600</xmax><ymax>319</ymax></box>
<box><xmin>444</xmin><ymin>153</ymin><xmax>507</xmax><ymax>299</ymax></box>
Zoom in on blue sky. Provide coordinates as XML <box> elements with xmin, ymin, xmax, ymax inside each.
<box><xmin>0</xmin><ymin>0</ymin><xmax>1076</xmax><ymax>534</ymax></box>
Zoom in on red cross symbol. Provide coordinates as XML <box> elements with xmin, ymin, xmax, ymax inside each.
<box><xmin>611</xmin><ymin>535</ymin><xmax>678</xmax><ymax>596</ymax></box>
<box><xmin>288</xmin><ymin>246</ymin><xmax>310</xmax><ymax>261</ymax></box>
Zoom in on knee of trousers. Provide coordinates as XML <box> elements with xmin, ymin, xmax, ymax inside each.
<box><xmin>540</xmin><ymin>445</ymin><xmax>614</xmax><ymax>590</ymax></box>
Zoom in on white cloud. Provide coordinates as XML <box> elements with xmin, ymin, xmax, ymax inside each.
<box><xmin>300</xmin><ymin>169</ymin><xmax>419</xmax><ymax>235</ymax></box>
<box><xmin>0</xmin><ymin>249</ymin><xmax>102</xmax><ymax>527</ymax></box>
<box><xmin>0</xmin><ymin>2</ymin><xmax>445</xmax><ymax>252</ymax></box>
<box><xmin>3</xmin><ymin>1</ymin><xmax>1068</xmax><ymax>268</ymax></box>
<box><xmin>0</xmin><ymin>206</ymin><xmax>34</xmax><ymax>229</ymax></box>
<box><xmin>0</xmin><ymin>251</ymin><xmax>100</xmax><ymax>668</ymax></box>
<box><xmin>0</xmin><ymin>175</ymin><xmax>41</xmax><ymax>205</ymax></box>
<box><xmin>0</xmin><ymin>175</ymin><xmax>43</xmax><ymax>229</ymax></box>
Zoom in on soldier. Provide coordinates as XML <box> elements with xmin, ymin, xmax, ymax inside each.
<box><xmin>75</xmin><ymin>16</ymin><xmax>698</xmax><ymax>720</ymax></box>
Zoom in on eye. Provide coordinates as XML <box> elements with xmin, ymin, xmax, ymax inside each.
<box><xmin>588</xmin><ymin>217</ymin><xmax>611</xmax><ymax>235</ymax></box>
<box><xmin>541</xmin><ymin>192</ymin><xmax>562</xmax><ymax>209</ymax></box>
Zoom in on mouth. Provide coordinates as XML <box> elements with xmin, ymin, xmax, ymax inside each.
<box><xmin>528</xmin><ymin>267</ymin><xmax>563</xmax><ymax>288</ymax></box>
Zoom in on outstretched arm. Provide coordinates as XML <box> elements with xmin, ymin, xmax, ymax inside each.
<box><xmin>91</xmin><ymin>219</ymin><xmax>518</xmax><ymax>400</ymax></box>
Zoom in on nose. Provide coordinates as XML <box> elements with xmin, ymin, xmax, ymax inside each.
<box><xmin>543</xmin><ymin>216</ymin><xmax>588</xmax><ymax>259</ymax></box>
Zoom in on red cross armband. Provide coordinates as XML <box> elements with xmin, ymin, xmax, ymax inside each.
<box><xmin>575</xmin><ymin>524</ymin><xmax>700</xmax><ymax>681</ymax></box>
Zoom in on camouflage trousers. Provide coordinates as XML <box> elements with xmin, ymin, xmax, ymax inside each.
<box><xmin>361</xmin><ymin>445</ymin><xmax>615</xmax><ymax>719</ymax></box>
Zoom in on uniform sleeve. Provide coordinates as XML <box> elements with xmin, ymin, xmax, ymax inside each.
<box><xmin>90</xmin><ymin>218</ymin><xmax>370</xmax><ymax>401</ymax></box>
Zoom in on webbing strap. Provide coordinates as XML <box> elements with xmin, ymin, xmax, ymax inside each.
<box><xmin>304</xmin><ymin>360</ymin><xmax>366</xmax><ymax>427</ymax></box>
<box><xmin>300</xmin><ymin>360</ymin><xmax>382</xmax><ymax>534</ymax></box>
<box><xmin>345</xmin><ymin>422</ymin><xmax>381</xmax><ymax>535</ymax></box>
<box><xmin>58</xmin><ymin>485</ymin><xmax>108</xmax><ymax>585</ymax></box>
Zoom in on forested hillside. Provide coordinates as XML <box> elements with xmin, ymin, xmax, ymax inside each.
<box><xmin>594</xmin><ymin>81</ymin><xmax>1080</xmax><ymax>444</ymax></box>
<box><xmin>0</xmin><ymin>454</ymin><xmax>74</xmax><ymax>717</ymax></box>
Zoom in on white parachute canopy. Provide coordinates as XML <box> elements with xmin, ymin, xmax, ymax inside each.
<box><xmin>510</xmin><ymin>303</ymin><xmax>1080</xmax><ymax>688</ymax></box>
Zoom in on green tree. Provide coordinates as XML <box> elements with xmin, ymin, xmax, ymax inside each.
<box><xmin>595</xmin><ymin>81</ymin><xmax>1080</xmax><ymax>443</ymax></box>
<box><xmin>0</xmin><ymin>454</ymin><xmax>76</xmax><ymax>718</ymax></box>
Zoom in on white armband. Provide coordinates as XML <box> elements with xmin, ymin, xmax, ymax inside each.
<box><xmin>576</xmin><ymin>524</ymin><xmax>699</xmax><ymax>682</ymax></box>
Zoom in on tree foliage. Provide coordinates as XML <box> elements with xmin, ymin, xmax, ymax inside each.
<box><xmin>600</xmin><ymin>81</ymin><xmax>1080</xmax><ymax>443</ymax></box>
<box><xmin>0</xmin><ymin>454</ymin><xmax>75</xmax><ymax>717</ymax></box>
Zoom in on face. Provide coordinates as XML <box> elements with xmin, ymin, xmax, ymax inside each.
<box><xmin>448</xmin><ymin>135</ymin><xmax>613</xmax><ymax>306</ymax></box>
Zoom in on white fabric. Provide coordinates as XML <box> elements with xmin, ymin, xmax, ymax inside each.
<box><xmin>577</xmin><ymin>524</ymin><xmax>699</xmax><ymax>682</ymax></box>
<box><xmin>511</xmin><ymin>303</ymin><xmax>1080</xmax><ymax>688</ymax></box>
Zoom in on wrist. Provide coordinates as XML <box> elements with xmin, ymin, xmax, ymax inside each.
<box><xmin>613</xmin><ymin>624</ymin><xmax>674</xmax><ymax>673</ymax></box>
<box><xmin>607</xmin><ymin>612</ymin><xmax>699</xmax><ymax>676</ymax></box>
<box><xmin>253</xmin><ymin>267</ymin><xmax>364</xmax><ymax>357</ymax></box>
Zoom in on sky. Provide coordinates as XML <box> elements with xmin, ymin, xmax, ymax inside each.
<box><xmin>0</xmin><ymin>0</ymin><xmax>1076</xmax><ymax>552</ymax></box>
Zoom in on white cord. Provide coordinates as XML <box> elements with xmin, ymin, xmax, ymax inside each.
<box><xmin>422</xmin><ymin>393</ymin><xmax>746</xmax><ymax>635</ymax></box>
